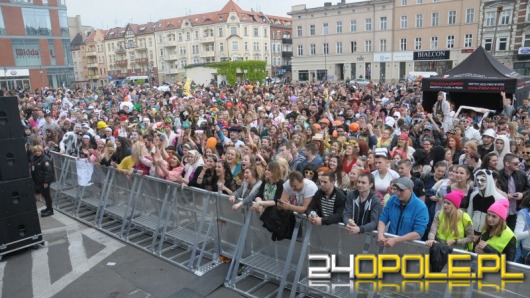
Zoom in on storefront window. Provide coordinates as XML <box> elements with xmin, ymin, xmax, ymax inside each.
<box><xmin>298</xmin><ymin>70</ymin><xmax>309</xmax><ymax>81</ymax></box>
<box><xmin>414</xmin><ymin>60</ymin><xmax>452</xmax><ymax>74</ymax></box>
<box><xmin>12</xmin><ymin>39</ymin><xmax>42</xmax><ymax>66</ymax></box>
<box><xmin>22</xmin><ymin>7</ymin><xmax>51</xmax><ymax>36</ymax></box>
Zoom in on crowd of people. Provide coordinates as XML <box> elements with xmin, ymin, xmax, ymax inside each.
<box><xmin>18</xmin><ymin>78</ymin><xmax>530</xmax><ymax>266</ymax></box>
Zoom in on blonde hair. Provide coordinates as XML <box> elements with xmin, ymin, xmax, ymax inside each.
<box><xmin>275</xmin><ymin>156</ymin><xmax>290</xmax><ymax>180</ymax></box>
<box><xmin>131</xmin><ymin>142</ymin><xmax>147</xmax><ymax>163</ymax></box>
<box><xmin>32</xmin><ymin>145</ymin><xmax>44</xmax><ymax>153</ymax></box>
<box><xmin>440</xmin><ymin>202</ymin><xmax>462</xmax><ymax>238</ymax></box>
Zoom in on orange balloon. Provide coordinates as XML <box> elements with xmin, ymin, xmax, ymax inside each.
<box><xmin>206</xmin><ymin>137</ymin><xmax>217</xmax><ymax>149</ymax></box>
<box><xmin>332</xmin><ymin>130</ymin><xmax>338</xmax><ymax>138</ymax></box>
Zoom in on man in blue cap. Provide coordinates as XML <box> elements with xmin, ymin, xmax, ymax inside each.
<box><xmin>377</xmin><ymin>177</ymin><xmax>428</xmax><ymax>247</ymax></box>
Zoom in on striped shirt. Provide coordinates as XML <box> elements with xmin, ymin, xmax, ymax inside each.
<box><xmin>321</xmin><ymin>190</ymin><xmax>337</xmax><ymax>218</ymax></box>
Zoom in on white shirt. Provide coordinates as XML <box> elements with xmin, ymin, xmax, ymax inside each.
<box><xmin>371</xmin><ymin>169</ymin><xmax>400</xmax><ymax>195</ymax></box>
<box><xmin>465</xmin><ymin>126</ymin><xmax>481</xmax><ymax>142</ymax></box>
<box><xmin>282</xmin><ymin>178</ymin><xmax>318</xmax><ymax>206</ymax></box>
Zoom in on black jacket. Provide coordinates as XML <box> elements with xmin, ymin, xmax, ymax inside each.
<box><xmin>31</xmin><ymin>154</ymin><xmax>54</xmax><ymax>185</ymax></box>
<box><xmin>307</xmin><ymin>188</ymin><xmax>346</xmax><ymax>225</ymax></box>
<box><xmin>342</xmin><ymin>190</ymin><xmax>381</xmax><ymax>233</ymax></box>
<box><xmin>497</xmin><ymin>169</ymin><xmax>530</xmax><ymax>210</ymax></box>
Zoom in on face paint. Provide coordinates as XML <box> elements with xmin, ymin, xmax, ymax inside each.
<box><xmin>475</xmin><ymin>175</ymin><xmax>487</xmax><ymax>191</ymax></box>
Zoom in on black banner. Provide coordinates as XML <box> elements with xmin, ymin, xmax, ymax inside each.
<box><xmin>414</xmin><ymin>50</ymin><xmax>450</xmax><ymax>61</ymax></box>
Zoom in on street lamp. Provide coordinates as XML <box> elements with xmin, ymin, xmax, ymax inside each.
<box><xmin>243</xmin><ymin>69</ymin><xmax>247</xmax><ymax>83</ymax></box>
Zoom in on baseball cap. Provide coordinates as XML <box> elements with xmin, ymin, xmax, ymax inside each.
<box><xmin>394</xmin><ymin>177</ymin><xmax>414</xmax><ymax>190</ymax></box>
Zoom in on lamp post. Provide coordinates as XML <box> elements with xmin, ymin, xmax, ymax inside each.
<box><xmin>243</xmin><ymin>69</ymin><xmax>247</xmax><ymax>83</ymax></box>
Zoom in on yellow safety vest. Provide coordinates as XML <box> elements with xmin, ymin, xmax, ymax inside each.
<box><xmin>437</xmin><ymin>210</ymin><xmax>473</xmax><ymax>251</ymax></box>
<box><xmin>483</xmin><ymin>227</ymin><xmax>515</xmax><ymax>255</ymax></box>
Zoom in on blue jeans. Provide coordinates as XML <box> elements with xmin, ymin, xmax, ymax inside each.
<box><xmin>515</xmin><ymin>246</ymin><xmax>530</xmax><ymax>264</ymax></box>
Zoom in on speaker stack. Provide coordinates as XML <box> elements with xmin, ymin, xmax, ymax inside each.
<box><xmin>0</xmin><ymin>96</ymin><xmax>44</xmax><ymax>260</ymax></box>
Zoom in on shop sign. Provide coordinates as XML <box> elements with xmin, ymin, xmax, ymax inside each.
<box><xmin>393</xmin><ymin>52</ymin><xmax>413</xmax><ymax>61</ymax></box>
<box><xmin>518</xmin><ymin>47</ymin><xmax>530</xmax><ymax>56</ymax></box>
<box><xmin>374</xmin><ymin>53</ymin><xmax>391</xmax><ymax>62</ymax></box>
<box><xmin>413</xmin><ymin>50</ymin><xmax>450</xmax><ymax>60</ymax></box>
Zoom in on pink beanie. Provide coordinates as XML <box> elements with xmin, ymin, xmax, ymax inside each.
<box><xmin>444</xmin><ymin>190</ymin><xmax>466</xmax><ymax>209</ymax></box>
<box><xmin>487</xmin><ymin>199</ymin><xmax>510</xmax><ymax>221</ymax></box>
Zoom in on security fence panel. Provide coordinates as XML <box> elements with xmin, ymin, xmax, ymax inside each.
<box><xmin>216</xmin><ymin>193</ymin><xmax>246</xmax><ymax>260</ymax></box>
<box><xmin>50</xmin><ymin>154</ymin><xmax>79</xmax><ymax>213</ymax></box>
<box><xmin>98</xmin><ymin>169</ymin><xmax>142</xmax><ymax>238</ymax></box>
<box><xmin>74</xmin><ymin>164</ymin><xmax>113</xmax><ymax>225</ymax></box>
<box><xmin>158</xmin><ymin>185</ymin><xmax>218</xmax><ymax>274</ymax></box>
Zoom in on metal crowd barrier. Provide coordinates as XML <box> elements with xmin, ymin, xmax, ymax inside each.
<box><xmin>48</xmin><ymin>152</ymin><xmax>530</xmax><ymax>298</ymax></box>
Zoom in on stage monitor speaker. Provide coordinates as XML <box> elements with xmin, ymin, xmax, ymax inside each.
<box><xmin>0</xmin><ymin>137</ymin><xmax>30</xmax><ymax>181</ymax></box>
<box><xmin>0</xmin><ymin>177</ymin><xmax>36</xmax><ymax>218</ymax></box>
<box><xmin>0</xmin><ymin>97</ymin><xmax>24</xmax><ymax>140</ymax></box>
<box><xmin>0</xmin><ymin>210</ymin><xmax>43</xmax><ymax>254</ymax></box>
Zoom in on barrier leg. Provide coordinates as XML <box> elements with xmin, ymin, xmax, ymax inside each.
<box><xmin>189</xmin><ymin>194</ymin><xmax>213</xmax><ymax>270</ymax></box>
<box><xmin>149</xmin><ymin>185</ymin><xmax>172</xmax><ymax>252</ymax></box>
<box><xmin>289</xmin><ymin>221</ymin><xmax>313</xmax><ymax>298</ymax></box>
<box><xmin>95</xmin><ymin>170</ymin><xmax>115</xmax><ymax>227</ymax></box>
<box><xmin>119</xmin><ymin>177</ymin><xmax>141</xmax><ymax>238</ymax></box>
<box><xmin>226</xmin><ymin>208</ymin><xmax>252</xmax><ymax>286</ymax></box>
<box><xmin>157</xmin><ymin>186</ymin><xmax>178</xmax><ymax>254</ymax></box>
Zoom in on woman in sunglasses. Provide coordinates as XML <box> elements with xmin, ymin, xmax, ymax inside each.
<box><xmin>303</xmin><ymin>163</ymin><xmax>319</xmax><ymax>183</ymax></box>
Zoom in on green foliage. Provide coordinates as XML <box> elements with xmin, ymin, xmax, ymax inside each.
<box><xmin>186</xmin><ymin>60</ymin><xmax>267</xmax><ymax>85</ymax></box>
<box><xmin>135</xmin><ymin>79</ymin><xmax>145</xmax><ymax>86</ymax></box>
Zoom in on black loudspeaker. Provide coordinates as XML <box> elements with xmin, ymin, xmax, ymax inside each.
<box><xmin>0</xmin><ymin>97</ymin><xmax>24</xmax><ymax>140</ymax></box>
<box><xmin>0</xmin><ymin>210</ymin><xmax>43</xmax><ymax>253</ymax></box>
<box><xmin>0</xmin><ymin>137</ymin><xmax>30</xmax><ymax>181</ymax></box>
<box><xmin>0</xmin><ymin>177</ymin><xmax>36</xmax><ymax>218</ymax></box>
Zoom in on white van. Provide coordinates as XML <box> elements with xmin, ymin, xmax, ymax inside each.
<box><xmin>408</xmin><ymin>71</ymin><xmax>438</xmax><ymax>82</ymax></box>
<box><xmin>123</xmin><ymin>76</ymin><xmax>149</xmax><ymax>87</ymax></box>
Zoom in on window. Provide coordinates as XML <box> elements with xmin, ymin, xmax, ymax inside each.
<box><xmin>244</xmin><ymin>27</ymin><xmax>248</xmax><ymax>36</ymax></box>
<box><xmin>297</xmin><ymin>26</ymin><xmax>302</xmax><ymax>37</ymax></box>
<box><xmin>380</xmin><ymin>39</ymin><xmax>387</xmax><ymax>51</ymax></box>
<box><xmin>416</xmin><ymin>14</ymin><xmax>423</xmax><ymax>27</ymax></box>
<box><xmin>309</xmin><ymin>24</ymin><xmax>315</xmax><ymax>36</ymax></box>
<box><xmin>351</xmin><ymin>41</ymin><xmax>357</xmax><ymax>52</ymax></box>
<box><xmin>0</xmin><ymin>7</ymin><xmax>5</xmax><ymax>35</ymax></box>
<box><xmin>336</xmin><ymin>21</ymin><xmax>342</xmax><ymax>33</ymax></box>
<box><xmin>464</xmin><ymin>34</ymin><xmax>473</xmax><ymax>48</ymax></box>
<box><xmin>498</xmin><ymin>37</ymin><xmax>507</xmax><ymax>51</ymax></box>
<box><xmin>22</xmin><ymin>7</ymin><xmax>52</xmax><ymax>36</ymax></box>
<box><xmin>192</xmin><ymin>44</ymin><xmax>199</xmax><ymax>54</ymax></box>
<box><xmin>380</xmin><ymin>17</ymin><xmax>387</xmax><ymax>30</ymax></box>
<box><xmin>253</xmin><ymin>27</ymin><xmax>259</xmax><ymax>37</ymax></box>
<box><xmin>244</xmin><ymin>42</ymin><xmax>248</xmax><ymax>51</ymax></box>
<box><xmin>186</xmin><ymin>32</ymin><xmax>190</xmax><ymax>40</ymax></box>
<box><xmin>231</xmin><ymin>26</ymin><xmax>237</xmax><ymax>35</ymax></box>
<box><xmin>432</xmin><ymin>12</ymin><xmax>439</xmax><ymax>26</ymax></box>
<box><xmin>485</xmin><ymin>11</ymin><xmax>495</xmax><ymax>26</ymax></box>
<box><xmin>232</xmin><ymin>41</ymin><xmax>238</xmax><ymax>50</ymax></box>
<box><xmin>323</xmin><ymin>23</ymin><xmax>329</xmax><ymax>35</ymax></box>
<box><xmin>336</xmin><ymin>42</ymin><xmax>343</xmax><ymax>54</ymax></box>
<box><xmin>448</xmin><ymin>10</ymin><xmax>456</xmax><ymax>25</ymax></box>
<box><xmin>525</xmin><ymin>34</ymin><xmax>530</xmax><ymax>47</ymax></box>
<box><xmin>195</xmin><ymin>31</ymin><xmax>199</xmax><ymax>40</ymax></box>
<box><xmin>178</xmin><ymin>32</ymin><xmax>182</xmax><ymax>41</ymax></box>
<box><xmin>415</xmin><ymin>37</ymin><xmax>422</xmax><ymax>50</ymax></box>
<box><xmin>401</xmin><ymin>0</ymin><xmax>407</xmax><ymax>5</ymax></box>
<box><xmin>431</xmin><ymin>36</ymin><xmax>438</xmax><ymax>49</ymax></box>
<box><xmin>400</xmin><ymin>38</ymin><xmax>407</xmax><ymax>51</ymax></box>
<box><xmin>297</xmin><ymin>44</ymin><xmax>303</xmax><ymax>56</ymax></box>
<box><xmin>500</xmin><ymin>10</ymin><xmax>511</xmax><ymax>25</ymax></box>
<box><xmin>218</xmin><ymin>27</ymin><xmax>223</xmax><ymax>37</ymax></box>
<box><xmin>365</xmin><ymin>40</ymin><xmax>372</xmax><ymax>52</ymax></box>
<box><xmin>264</xmin><ymin>28</ymin><xmax>268</xmax><ymax>38</ymax></box>
<box><xmin>350</xmin><ymin>20</ymin><xmax>357</xmax><ymax>32</ymax></box>
<box><xmin>253</xmin><ymin>42</ymin><xmax>260</xmax><ymax>51</ymax></box>
<box><xmin>323</xmin><ymin>43</ymin><xmax>329</xmax><ymax>55</ymax></box>
<box><xmin>365</xmin><ymin>18</ymin><xmax>372</xmax><ymax>31</ymax></box>
<box><xmin>58</xmin><ymin>10</ymin><xmax>68</xmax><ymax>37</ymax></box>
<box><xmin>310</xmin><ymin>44</ymin><xmax>316</xmax><ymax>55</ymax></box>
<box><xmin>447</xmin><ymin>35</ymin><xmax>455</xmax><ymax>48</ymax></box>
<box><xmin>484</xmin><ymin>38</ymin><xmax>492</xmax><ymax>51</ymax></box>
<box><xmin>219</xmin><ymin>43</ymin><xmax>224</xmax><ymax>52</ymax></box>
<box><xmin>264</xmin><ymin>42</ymin><xmax>268</xmax><ymax>51</ymax></box>
<box><xmin>527</xmin><ymin>6</ymin><xmax>530</xmax><ymax>22</ymax></box>
<box><xmin>401</xmin><ymin>16</ymin><xmax>408</xmax><ymax>28</ymax></box>
<box><xmin>466</xmin><ymin>8</ymin><xmax>474</xmax><ymax>23</ymax></box>
<box><xmin>417</xmin><ymin>0</ymin><xmax>423</xmax><ymax>3</ymax></box>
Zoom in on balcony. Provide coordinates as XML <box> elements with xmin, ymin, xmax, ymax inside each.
<box><xmin>281</xmin><ymin>65</ymin><xmax>292</xmax><ymax>72</ymax></box>
<box><xmin>200</xmin><ymin>51</ymin><xmax>215</xmax><ymax>58</ymax></box>
<box><xmin>166</xmin><ymin>55</ymin><xmax>178</xmax><ymax>61</ymax></box>
<box><xmin>165</xmin><ymin>40</ymin><xmax>178</xmax><ymax>47</ymax></box>
<box><xmin>201</xmin><ymin>36</ymin><xmax>215</xmax><ymax>43</ymax></box>
<box><xmin>282</xmin><ymin>38</ymin><xmax>292</xmax><ymax>44</ymax></box>
<box><xmin>135</xmin><ymin>45</ymin><xmax>148</xmax><ymax>51</ymax></box>
<box><xmin>115</xmin><ymin>48</ymin><xmax>126</xmax><ymax>54</ymax></box>
<box><xmin>282</xmin><ymin>51</ymin><xmax>293</xmax><ymax>58</ymax></box>
<box><xmin>135</xmin><ymin>58</ymin><xmax>149</xmax><ymax>65</ymax></box>
<box><xmin>167</xmin><ymin>68</ymin><xmax>180</xmax><ymax>74</ymax></box>
<box><xmin>86</xmin><ymin>51</ymin><xmax>97</xmax><ymax>57</ymax></box>
<box><xmin>115</xmin><ymin>60</ymin><xmax>128</xmax><ymax>67</ymax></box>
<box><xmin>87</xmin><ymin>62</ymin><xmax>98</xmax><ymax>68</ymax></box>
<box><xmin>88</xmin><ymin>75</ymin><xmax>99</xmax><ymax>80</ymax></box>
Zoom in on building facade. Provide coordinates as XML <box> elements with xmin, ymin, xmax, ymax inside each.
<box><xmin>289</xmin><ymin>0</ymin><xmax>481</xmax><ymax>82</ymax></box>
<box><xmin>0</xmin><ymin>0</ymin><xmax>73</xmax><ymax>90</ymax></box>
<box><xmin>103</xmin><ymin>23</ymin><xmax>160</xmax><ymax>83</ymax></box>
<box><xmin>154</xmin><ymin>1</ymin><xmax>292</xmax><ymax>83</ymax></box>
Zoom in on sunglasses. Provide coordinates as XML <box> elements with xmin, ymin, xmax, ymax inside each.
<box><xmin>523</xmin><ymin>151</ymin><xmax>530</xmax><ymax>155</ymax></box>
<box><xmin>304</xmin><ymin>170</ymin><xmax>315</xmax><ymax>176</ymax></box>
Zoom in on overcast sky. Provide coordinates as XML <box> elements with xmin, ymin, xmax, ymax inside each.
<box><xmin>67</xmin><ymin>0</ymin><xmax>334</xmax><ymax>29</ymax></box>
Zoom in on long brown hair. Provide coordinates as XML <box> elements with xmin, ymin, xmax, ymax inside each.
<box><xmin>482</xmin><ymin>215</ymin><xmax>507</xmax><ymax>238</ymax></box>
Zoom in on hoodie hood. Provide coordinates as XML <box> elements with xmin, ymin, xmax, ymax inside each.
<box><xmin>494</xmin><ymin>135</ymin><xmax>510</xmax><ymax>171</ymax></box>
<box><xmin>473</xmin><ymin>169</ymin><xmax>503</xmax><ymax>199</ymax></box>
